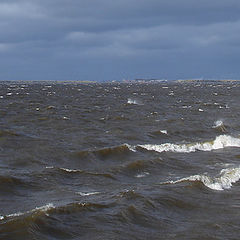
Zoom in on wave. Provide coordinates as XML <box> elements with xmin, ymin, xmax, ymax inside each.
<box><xmin>0</xmin><ymin>130</ymin><xmax>20</xmax><ymax>137</ymax></box>
<box><xmin>0</xmin><ymin>203</ymin><xmax>54</xmax><ymax>221</ymax></box>
<box><xmin>138</xmin><ymin>135</ymin><xmax>240</xmax><ymax>153</ymax></box>
<box><xmin>162</xmin><ymin>167</ymin><xmax>240</xmax><ymax>191</ymax></box>
<box><xmin>0</xmin><ymin>201</ymin><xmax>108</xmax><ymax>224</ymax></box>
<box><xmin>0</xmin><ymin>175</ymin><xmax>23</xmax><ymax>185</ymax></box>
<box><xmin>58</xmin><ymin>167</ymin><xmax>116</xmax><ymax>179</ymax></box>
<box><xmin>212</xmin><ymin>120</ymin><xmax>227</xmax><ymax>132</ymax></box>
<box><xmin>95</xmin><ymin>144</ymin><xmax>136</xmax><ymax>157</ymax></box>
<box><xmin>76</xmin><ymin>191</ymin><xmax>100</xmax><ymax>196</ymax></box>
<box><xmin>110</xmin><ymin>159</ymin><xmax>151</xmax><ymax>179</ymax></box>
<box><xmin>213</xmin><ymin>120</ymin><xmax>224</xmax><ymax>128</ymax></box>
<box><xmin>0</xmin><ymin>175</ymin><xmax>31</xmax><ymax>194</ymax></box>
<box><xmin>135</xmin><ymin>172</ymin><xmax>150</xmax><ymax>178</ymax></box>
<box><xmin>127</xmin><ymin>98</ymin><xmax>142</xmax><ymax>105</ymax></box>
<box><xmin>73</xmin><ymin>144</ymin><xmax>135</xmax><ymax>160</ymax></box>
<box><xmin>150</xmin><ymin>130</ymin><xmax>168</xmax><ymax>136</ymax></box>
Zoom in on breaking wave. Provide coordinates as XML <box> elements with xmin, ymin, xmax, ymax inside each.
<box><xmin>0</xmin><ymin>203</ymin><xmax>54</xmax><ymax>221</ymax></box>
<box><xmin>212</xmin><ymin>120</ymin><xmax>227</xmax><ymax>132</ymax></box>
<box><xmin>0</xmin><ymin>201</ymin><xmax>108</xmax><ymax>224</ymax></box>
<box><xmin>76</xmin><ymin>191</ymin><xmax>100</xmax><ymax>196</ymax></box>
<box><xmin>138</xmin><ymin>135</ymin><xmax>240</xmax><ymax>153</ymax></box>
<box><xmin>162</xmin><ymin>167</ymin><xmax>240</xmax><ymax>190</ymax></box>
<box><xmin>213</xmin><ymin>120</ymin><xmax>224</xmax><ymax>128</ymax></box>
<box><xmin>127</xmin><ymin>98</ymin><xmax>142</xmax><ymax>105</ymax></box>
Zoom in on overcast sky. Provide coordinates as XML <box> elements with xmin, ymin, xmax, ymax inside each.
<box><xmin>1</xmin><ymin>0</ymin><xmax>240</xmax><ymax>81</ymax></box>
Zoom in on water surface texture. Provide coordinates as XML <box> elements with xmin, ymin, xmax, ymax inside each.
<box><xmin>1</xmin><ymin>81</ymin><xmax>240</xmax><ymax>239</ymax></box>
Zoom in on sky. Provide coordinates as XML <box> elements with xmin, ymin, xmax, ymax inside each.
<box><xmin>1</xmin><ymin>0</ymin><xmax>240</xmax><ymax>81</ymax></box>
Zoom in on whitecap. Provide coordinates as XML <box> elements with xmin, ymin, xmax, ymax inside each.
<box><xmin>6</xmin><ymin>212</ymin><xmax>24</xmax><ymax>218</ymax></box>
<box><xmin>76</xmin><ymin>192</ymin><xmax>100</xmax><ymax>196</ymax></box>
<box><xmin>138</xmin><ymin>135</ymin><xmax>240</xmax><ymax>153</ymax></box>
<box><xmin>127</xmin><ymin>98</ymin><xmax>142</xmax><ymax>105</ymax></box>
<box><xmin>212</xmin><ymin>120</ymin><xmax>226</xmax><ymax>132</ymax></box>
<box><xmin>213</xmin><ymin>120</ymin><xmax>224</xmax><ymax>128</ymax></box>
<box><xmin>60</xmin><ymin>168</ymin><xmax>80</xmax><ymax>173</ymax></box>
<box><xmin>182</xmin><ymin>105</ymin><xmax>191</xmax><ymax>109</ymax></box>
<box><xmin>124</xmin><ymin>143</ymin><xmax>137</xmax><ymax>152</ymax></box>
<box><xmin>160</xmin><ymin>130</ymin><xmax>168</xmax><ymax>135</ymax></box>
<box><xmin>135</xmin><ymin>172</ymin><xmax>150</xmax><ymax>178</ymax></box>
<box><xmin>62</xmin><ymin>116</ymin><xmax>70</xmax><ymax>120</ymax></box>
<box><xmin>32</xmin><ymin>203</ymin><xmax>54</xmax><ymax>212</ymax></box>
<box><xmin>162</xmin><ymin>167</ymin><xmax>240</xmax><ymax>191</ymax></box>
<box><xmin>0</xmin><ymin>203</ymin><xmax>54</xmax><ymax>221</ymax></box>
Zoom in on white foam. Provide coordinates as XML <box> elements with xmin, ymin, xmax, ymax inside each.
<box><xmin>182</xmin><ymin>105</ymin><xmax>191</xmax><ymax>109</ymax></box>
<box><xmin>163</xmin><ymin>167</ymin><xmax>240</xmax><ymax>191</ymax></box>
<box><xmin>212</xmin><ymin>120</ymin><xmax>227</xmax><ymax>132</ymax></box>
<box><xmin>138</xmin><ymin>135</ymin><xmax>240</xmax><ymax>153</ymax></box>
<box><xmin>34</xmin><ymin>203</ymin><xmax>54</xmax><ymax>212</ymax></box>
<box><xmin>1</xmin><ymin>203</ymin><xmax>54</xmax><ymax>221</ymax></box>
<box><xmin>77</xmin><ymin>191</ymin><xmax>100</xmax><ymax>196</ymax></box>
<box><xmin>60</xmin><ymin>168</ymin><xmax>80</xmax><ymax>173</ymax></box>
<box><xmin>160</xmin><ymin>130</ymin><xmax>168</xmax><ymax>135</ymax></box>
<box><xmin>46</xmin><ymin>166</ymin><xmax>54</xmax><ymax>169</ymax></box>
<box><xmin>62</xmin><ymin>116</ymin><xmax>70</xmax><ymax>120</ymax></box>
<box><xmin>124</xmin><ymin>143</ymin><xmax>137</xmax><ymax>152</ymax></box>
<box><xmin>127</xmin><ymin>98</ymin><xmax>142</xmax><ymax>105</ymax></box>
<box><xmin>135</xmin><ymin>172</ymin><xmax>150</xmax><ymax>178</ymax></box>
<box><xmin>213</xmin><ymin>120</ymin><xmax>224</xmax><ymax>128</ymax></box>
<box><xmin>7</xmin><ymin>212</ymin><xmax>24</xmax><ymax>218</ymax></box>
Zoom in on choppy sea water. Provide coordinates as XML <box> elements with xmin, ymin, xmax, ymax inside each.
<box><xmin>1</xmin><ymin>80</ymin><xmax>240</xmax><ymax>239</ymax></box>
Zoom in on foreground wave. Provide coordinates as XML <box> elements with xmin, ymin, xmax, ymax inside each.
<box><xmin>162</xmin><ymin>167</ymin><xmax>240</xmax><ymax>190</ymax></box>
<box><xmin>0</xmin><ymin>203</ymin><xmax>54</xmax><ymax>221</ymax></box>
<box><xmin>138</xmin><ymin>135</ymin><xmax>240</xmax><ymax>153</ymax></box>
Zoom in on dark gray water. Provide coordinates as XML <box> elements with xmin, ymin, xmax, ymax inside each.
<box><xmin>1</xmin><ymin>80</ymin><xmax>240</xmax><ymax>239</ymax></box>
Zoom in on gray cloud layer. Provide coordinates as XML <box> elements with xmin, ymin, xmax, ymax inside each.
<box><xmin>1</xmin><ymin>0</ymin><xmax>240</xmax><ymax>80</ymax></box>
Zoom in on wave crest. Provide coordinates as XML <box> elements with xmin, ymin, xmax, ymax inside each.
<box><xmin>162</xmin><ymin>167</ymin><xmax>240</xmax><ymax>190</ymax></box>
<box><xmin>0</xmin><ymin>203</ymin><xmax>54</xmax><ymax>221</ymax></box>
<box><xmin>138</xmin><ymin>135</ymin><xmax>240</xmax><ymax>153</ymax></box>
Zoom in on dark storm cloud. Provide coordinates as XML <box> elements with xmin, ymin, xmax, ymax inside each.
<box><xmin>1</xmin><ymin>0</ymin><xmax>240</xmax><ymax>80</ymax></box>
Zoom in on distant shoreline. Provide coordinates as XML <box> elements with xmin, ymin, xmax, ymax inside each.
<box><xmin>0</xmin><ymin>79</ymin><xmax>240</xmax><ymax>84</ymax></box>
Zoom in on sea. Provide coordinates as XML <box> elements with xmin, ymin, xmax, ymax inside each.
<box><xmin>0</xmin><ymin>80</ymin><xmax>240</xmax><ymax>239</ymax></box>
